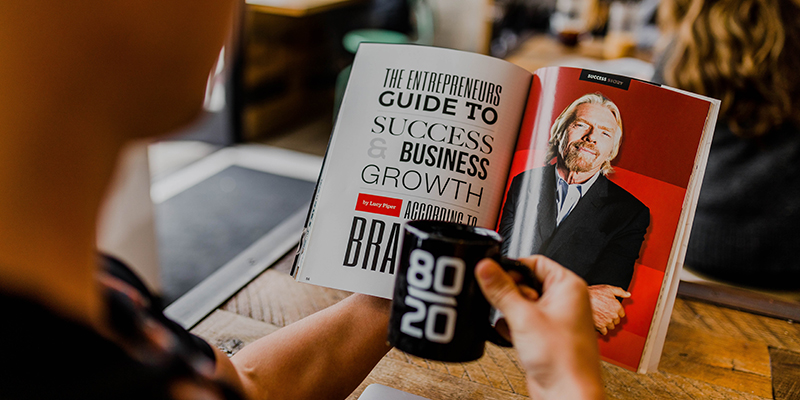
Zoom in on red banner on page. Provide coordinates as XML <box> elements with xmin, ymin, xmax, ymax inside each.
<box><xmin>355</xmin><ymin>193</ymin><xmax>403</xmax><ymax>217</ymax></box>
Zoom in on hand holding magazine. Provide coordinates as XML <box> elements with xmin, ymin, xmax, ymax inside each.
<box><xmin>291</xmin><ymin>43</ymin><xmax>720</xmax><ymax>373</ymax></box>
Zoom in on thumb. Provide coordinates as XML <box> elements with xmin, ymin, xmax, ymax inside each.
<box><xmin>609</xmin><ymin>286</ymin><xmax>631</xmax><ymax>298</ymax></box>
<box><xmin>476</xmin><ymin>259</ymin><xmax>526</xmax><ymax>315</ymax></box>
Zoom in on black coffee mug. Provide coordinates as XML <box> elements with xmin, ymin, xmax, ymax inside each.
<box><xmin>387</xmin><ymin>220</ymin><xmax>542</xmax><ymax>362</ymax></box>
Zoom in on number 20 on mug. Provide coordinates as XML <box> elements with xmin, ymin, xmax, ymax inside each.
<box><xmin>399</xmin><ymin>249</ymin><xmax>465</xmax><ymax>343</ymax></box>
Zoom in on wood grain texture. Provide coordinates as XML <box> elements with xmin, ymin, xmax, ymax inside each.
<box><xmin>208</xmin><ymin>250</ymin><xmax>799</xmax><ymax>399</ymax></box>
<box><xmin>671</xmin><ymin>297</ymin><xmax>800</xmax><ymax>353</ymax></box>
<box><xmin>659</xmin><ymin>322</ymin><xmax>772</xmax><ymax>397</ymax></box>
<box><xmin>347</xmin><ymin>358</ymin><xmax>530</xmax><ymax>400</ymax></box>
<box><xmin>221</xmin><ymin>267</ymin><xmax>351</xmax><ymax>327</ymax></box>
<box><xmin>191</xmin><ymin>309</ymin><xmax>280</xmax><ymax>356</ymax></box>
<box><xmin>769</xmin><ymin>347</ymin><xmax>800</xmax><ymax>400</ymax></box>
<box><xmin>380</xmin><ymin>345</ymin><xmax>531</xmax><ymax>397</ymax></box>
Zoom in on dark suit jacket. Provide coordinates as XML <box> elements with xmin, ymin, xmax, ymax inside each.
<box><xmin>498</xmin><ymin>165</ymin><xmax>650</xmax><ymax>290</ymax></box>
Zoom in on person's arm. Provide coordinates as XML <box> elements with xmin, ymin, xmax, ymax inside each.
<box><xmin>584</xmin><ymin>203</ymin><xmax>649</xmax><ymax>334</ymax></box>
<box><xmin>583</xmin><ymin>202</ymin><xmax>650</xmax><ymax>290</ymax></box>
<box><xmin>211</xmin><ymin>294</ymin><xmax>391</xmax><ymax>400</ymax></box>
<box><xmin>476</xmin><ymin>255</ymin><xmax>605</xmax><ymax>400</ymax></box>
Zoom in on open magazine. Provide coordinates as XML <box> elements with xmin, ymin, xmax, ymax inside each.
<box><xmin>291</xmin><ymin>43</ymin><xmax>720</xmax><ymax>373</ymax></box>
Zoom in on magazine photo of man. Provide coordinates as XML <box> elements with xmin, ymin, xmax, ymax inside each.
<box><xmin>498</xmin><ymin>92</ymin><xmax>650</xmax><ymax>335</ymax></box>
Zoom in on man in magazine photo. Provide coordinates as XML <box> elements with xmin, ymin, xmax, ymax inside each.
<box><xmin>498</xmin><ymin>93</ymin><xmax>650</xmax><ymax>335</ymax></box>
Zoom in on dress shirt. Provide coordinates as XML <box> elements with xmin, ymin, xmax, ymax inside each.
<box><xmin>555</xmin><ymin>169</ymin><xmax>601</xmax><ymax>225</ymax></box>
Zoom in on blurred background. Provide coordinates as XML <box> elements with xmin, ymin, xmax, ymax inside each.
<box><xmin>94</xmin><ymin>0</ymin><xmax>799</xmax><ymax>325</ymax></box>
<box><xmin>96</xmin><ymin>0</ymin><xmax>677</xmax><ymax>314</ymax></box>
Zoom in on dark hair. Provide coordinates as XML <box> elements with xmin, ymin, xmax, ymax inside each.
<box><xmin>659</xmin><ymin>0</ymin><xmax>800</xmax><ymax>137</ymax></box>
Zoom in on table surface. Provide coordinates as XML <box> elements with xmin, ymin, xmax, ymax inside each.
<box><xmin>191</xmin><ymin>251</ymin><xmax>800</xmax><ymax>400</ymax></box>
<box><xmin>503</xmin><ymin>34</ymin><xmax>655</xmax><ymax>74</ymax></box>
<box><xmin>245</xmin><ymin>0</ymin><xmax>365</xmax><ymax>17</ymax></box>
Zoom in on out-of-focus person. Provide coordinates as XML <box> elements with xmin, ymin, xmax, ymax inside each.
<box><xmin>654</xmin><ymin>0</ymin><xmax>800</xmax><ymax>290</ymax></box>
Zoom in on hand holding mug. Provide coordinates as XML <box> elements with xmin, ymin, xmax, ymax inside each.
<box><xmin>476</xmin><ymin>255</ymin><xmax>605</xmax><ymax>400</ymax></box>
<box><xmin>387</xmin><ymin>220</ymin><xmax>541</xmax><ymax>362</ymax></box>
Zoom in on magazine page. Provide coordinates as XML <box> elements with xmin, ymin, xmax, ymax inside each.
<box><xmin>496</xmin><ymin>66</ymin><xmax>716</xmax><ymax>372</ymax></box>
<box><xmin>294</xmin><ymin>43</ymin><xmax>532</xmax><ymax>298</ymax></box>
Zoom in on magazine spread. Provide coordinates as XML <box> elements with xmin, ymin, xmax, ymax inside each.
<box><xmin>292</xmin><ymin>44</ymin><xmax>533</xmax><ymax>297</ymax></box>
<box><xmin>291</xmin><ymin>43</ymin><xmax>720</xmax><ymax>373</ymax></box>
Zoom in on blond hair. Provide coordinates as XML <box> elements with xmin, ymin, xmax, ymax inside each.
<box><xmin>659</xmin><ymin>0</ymin><xmax>800</xmax><ymax>137</ymax></box>
<box><xmin>546</xmin><ymin>93</ymin><xmax>623</xmax><ymax>175</ymax></box>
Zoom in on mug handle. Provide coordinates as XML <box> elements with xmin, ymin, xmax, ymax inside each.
<box><xmin>486</xmin><ymin>257</ymin><xmax>543</xmax><ymax>348</ymax></box>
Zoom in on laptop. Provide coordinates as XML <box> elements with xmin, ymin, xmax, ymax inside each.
<box><xmin>157</xmin><ymin>144</ymin><xmax>322</xmax><ymax>328</ymax></box>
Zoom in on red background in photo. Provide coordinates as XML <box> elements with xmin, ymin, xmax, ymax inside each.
<box><xmin>498</xmin><ymin>68</ymin><xmax>710</xmax><ymax>370</ymax></box>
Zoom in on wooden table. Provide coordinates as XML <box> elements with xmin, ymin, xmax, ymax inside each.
<box><xmin>191</xmin><ymin>250</ymin><xmax>800</xmax><ymax>400</ymax></box>
<box><xmin>246</xmin><ymin>0</ymin><xmax>366</xmax><ymax>18</ymax></box>
<box><xmin>504</xmin><ymin>34</ymin><xmax>655</xmax><ymax>74</ymax></box>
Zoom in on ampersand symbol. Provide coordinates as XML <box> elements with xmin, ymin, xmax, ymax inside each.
<box><xmin>368</xmin><ymin>138</ymin><xmax>387</xmax><ymax>159</ymax></box>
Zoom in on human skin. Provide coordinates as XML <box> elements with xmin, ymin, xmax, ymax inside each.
<box><xmin>476</xmin><ymin>256</ymin><xmax>606</xmax><ymax>400</ymax></box>
<box><xmin>587</xmin><ymin>285</ymin><xmax>631</xmax><ymax>335</ymax></box>
<box><xmin>557</xmin><ymin>103</ymin><xmax>619</xmax><ymax>184</ymax></box>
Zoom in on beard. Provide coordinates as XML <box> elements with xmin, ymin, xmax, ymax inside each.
<box><xmin>562</xmin><ymin>141</ymin><xmax>600</xmax><ymax>173</ymax></box>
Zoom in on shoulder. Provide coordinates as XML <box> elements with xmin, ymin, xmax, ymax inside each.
<box><xmin>602</xmin><ymin>176</ymin><xmax>649</xmax><ymax>214</ymax></box>
<box><xmin>510</xmin><ymin>165</ymin><xmax>554</xmax><ymax>185</ymax></box>
<box><xmin>507</xmin><ymin>166</ymin><xmax>556</xmax><ymax>199</ymax></box>
<box><xmin>0</xmin><ymin>290</ymin><xmax>155</xmax><ymax>399</ymax></box>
